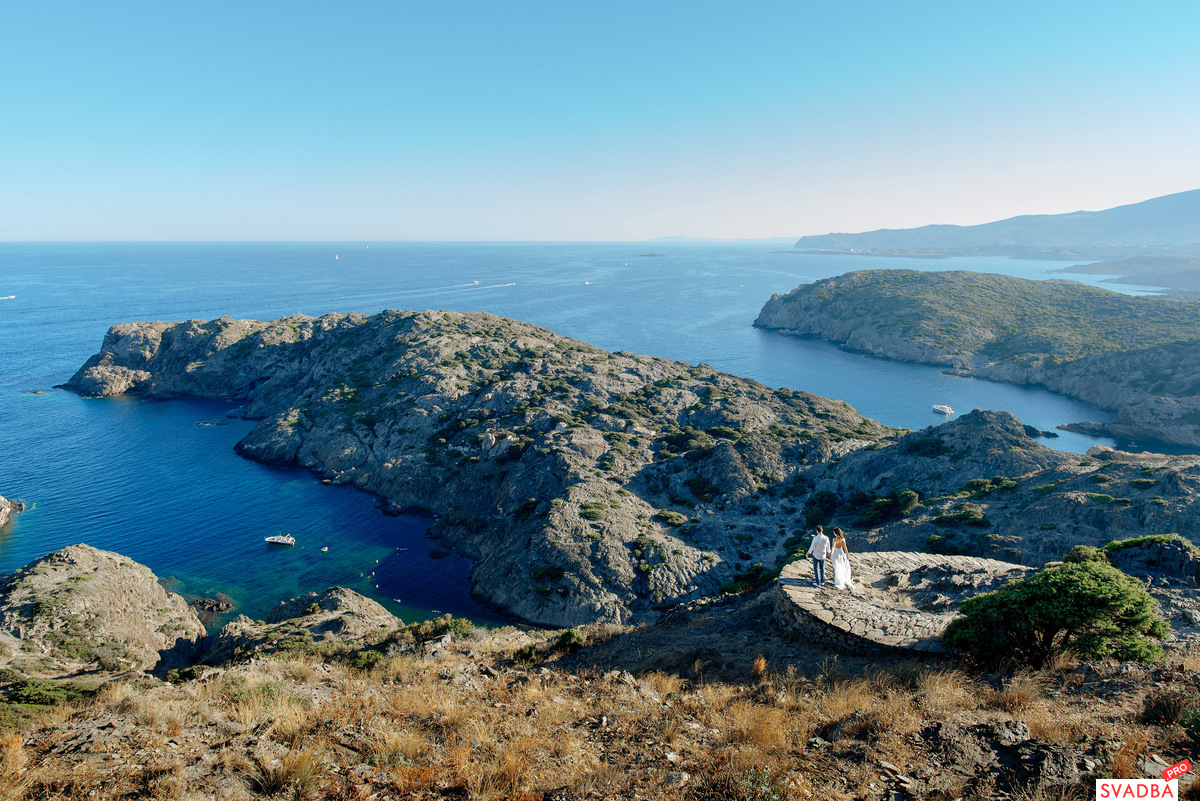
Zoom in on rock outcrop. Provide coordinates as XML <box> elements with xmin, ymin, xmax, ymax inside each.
<box><xmin>0</xmin><ymin>545</ymin><xmax>206</xmax><ymax>678</ymax></box>
<box><xmin>65</xmin><ymin>310</ymin><xmax>891</xmax><ymax>627</ymax></box>
<box><xmin>0</xmin><ymin>494</ymin><xmax>24</xmax><ymax>531</ymax></box>
<box><xmin>774</xmin><ymin>551</ymin><xmax>1034</xmax><ymax>654</ymax></box>
<box><xmin>804</xmin><ymin>409</ymin><xmax>1200</xmax><ymax>567</ymax></box>
<box><xmin>755</xmin><ymin>269</ymin><xmax>1200</xmax><ymax>446</ymax></box>
<box><xmin>204</xmin><ymin>587</ymin><xmax>402</xmax><ymax>665</ymax></box>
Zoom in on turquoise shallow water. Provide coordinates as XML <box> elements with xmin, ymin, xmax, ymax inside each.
<box><xmin>0</xmin><ymin>242</ymin><xmax>1158</xmax><ymax>623</ymax></box>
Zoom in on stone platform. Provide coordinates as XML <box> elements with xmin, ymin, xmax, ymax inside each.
<box><xmin>774</xmin><ymin>551</ymin><xmax>1033</xmax><ymax>655</ymax></box>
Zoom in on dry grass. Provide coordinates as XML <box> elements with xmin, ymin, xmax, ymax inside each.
<box><xmin>1178</xmin><ymin>643</ymin><xmax>1200</xmax><ymax>673</ymax></box>
<box><xmin>723</xmin><ymin>701</ymin><xmax>789</xmax><ymax>750</ymax></box>
<box><xmin>981</xmin><ymin>672</ymin><xmax>1042</xmax><ymax>712</ymax></box>
<box><xmin>5</xmin><ymin>619</ymin><xmax>1193</xmax><ymax>801</ymax></box>
<box><xmin>751</xmin><ymin>654</ymin><xmax>768</xmax><ymax>680</ymax></box>
<box><xmin>915</xmin><ymin>668</ymin><xmax>978</xmax><ymax>717</ymax></box>
<box><xmin>0</xmin><ymin>734</ymin><xmax>30</xmax><ymax>801</ymax></box>
<box><xmin>246</xmin><ymin>746</ymin><xmax>325</xmax><ymax>796</ymax></box>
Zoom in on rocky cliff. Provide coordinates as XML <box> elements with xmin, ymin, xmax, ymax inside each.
<box><xmin>66</xmin><ymin>310</ymin><xmax>892</xmax><ymax>627</ymax></box>
<box><xmin>0</xmin><ymin>494</ymin><xmax>25</xmax><ymax>531</ymax></box>
<box><xmin>755</xmin><ymin>269</ymin><xmax>1200</xmax><ymax>446</ymax></box>
<box><xmin>0</xmin><ymin>545</ymin><xmax>206</xmax><ymax>678</ymax></box>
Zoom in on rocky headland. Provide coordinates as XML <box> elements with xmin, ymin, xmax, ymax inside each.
<box><xmin>62</xmin><ymin>308</ymin><xmax>1200</xmax><ymax>631</ymax></box>
<box><xmin>755</xmin><ymin>269</ymin><xmax>1200</xmax><ymax>446</ymax></box>
<box><xmin>64</xmin><ymin>310</ymin><xmax>893</xmax><ymax>627</ymax></box>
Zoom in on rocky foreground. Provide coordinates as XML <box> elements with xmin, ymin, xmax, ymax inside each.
<box><xmin>755</xmin><ymin>269</ymin><xmax>1200</xmax><ymax>446</ymax></box>
<box><xmin>0</xmin><ymin>544</ymin><xmax>1198</xmax><ymax>801</ymax></box>
<box><xmin>62</xmin><ymin>309</ymin><xmax>1200</xmax><ymax>630</ymax></box>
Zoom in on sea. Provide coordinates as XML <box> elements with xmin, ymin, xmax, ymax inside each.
<box><xmin>0</xmin><ymin>242</ymin><xmax>1175</xmax><ymax>626</ymax></box>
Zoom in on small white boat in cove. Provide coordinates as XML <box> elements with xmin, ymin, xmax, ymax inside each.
<box><xmin>933</xmin><ymin>404</ymin><xmax>954</xmax><ymax>415</ymax></box>
<box><xmin>265</xmin><ymin>534</ymin><xmax>295</xmax><ymax>546</ymax></box>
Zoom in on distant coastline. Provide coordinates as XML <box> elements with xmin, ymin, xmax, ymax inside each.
<box><xmin>755</xmin><ymin>269</ymin><xmax>1200</xmax><ymax>448</ymax></box>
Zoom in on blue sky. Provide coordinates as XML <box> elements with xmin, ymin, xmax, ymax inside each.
<box><xmin>3</xmin><ymin>1</ymin><xmax>1198</xmax><ymax>240</ymax></box>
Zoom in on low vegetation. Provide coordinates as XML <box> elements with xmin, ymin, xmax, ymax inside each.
<box><xmin>943</xmin><ymin>561</ymin><xmax>1171</xmax><ymax>668</ymax></box>
<box><xmin>2</xmin><ymin>593</ymin><xmax>1198</xmax><ymax>801</ymax></box>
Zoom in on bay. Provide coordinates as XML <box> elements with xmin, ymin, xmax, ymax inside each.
<box><xmin>0</xmin><ymin>242</ymin><xmax>1154</xmax><ymax>623</ymax></box>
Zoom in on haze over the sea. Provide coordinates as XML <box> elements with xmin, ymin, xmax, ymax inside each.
<box><xmin>3</xmin><ymin>1</ymin><xmax>1198</xmax><ymax>243</ymax></box>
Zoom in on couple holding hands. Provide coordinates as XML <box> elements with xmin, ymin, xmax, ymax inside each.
<box><xmin>805</xmin><ymin>525</ymin><xmax>853</xmax><ymax>590</ymax></box>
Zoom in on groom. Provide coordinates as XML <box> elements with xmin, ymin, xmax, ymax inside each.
<box><xmin>805</xmin><ymin>525</ymin><xmax>831</xmax><ymax>588</ymax></box>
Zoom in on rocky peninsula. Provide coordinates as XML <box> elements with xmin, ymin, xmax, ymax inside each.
<box><xmin>755</xmin><ymin>269</ymin><xmax>1200</xmax><ymax>446</ymax></box>
<box><xmin>64</xmin><ymin>310</ymin><xmax>892</xmax><ymax>627</ymax></box>
<box><xmin>62</xmin><ymin>309</ymin><xmax>1200</xmax><ymax>631</ymax></box>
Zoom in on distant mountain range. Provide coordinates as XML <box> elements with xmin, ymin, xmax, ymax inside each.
<box><xmin>794</xmin><ymin>189</ymin><xmax>1200</xmax><ymax>251</ymax></box>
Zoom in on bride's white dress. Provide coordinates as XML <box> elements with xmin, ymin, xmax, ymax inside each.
<box><xmin>831</xmin><ymin>547</ymin><xmax>853</xmax><ymax>589</ymax></box>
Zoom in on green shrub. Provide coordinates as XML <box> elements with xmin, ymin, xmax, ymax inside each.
<box><xmin>1103</xmin><ymin>533</ymin><xmax>1200</xmax><ymax>555</ymax></box>
<box><xmin>1086</xmin><ymin>493</ymin><xmax>1131</xmax><ymax>505</ymax></box>
<box><xmin>553</xmin><ymin>629</ymin><xmax>586</xmax><ymax>654</ymax></box>
<box><xmin>803</xmin><ymin>490</ymin><xmax>838</xmax><ymax>527</ymax></box>
<box><xmin>1129</xmin><ymin>478</ymin><xmax>1158</xmax><ymax>490</ymax></box>
<box><xmin>1184</xmin><ymin>708</ymin><xmax>1200</xmax><ymax>746</ymax></box>
<box><xmin>579</xmin><ymin>502</ymin><xmax>608</xmax><ymax>521</ymax></box>
<box><xmin>514</xmin><ymin>497</ymin><xmax>540</xmax><ymax>521</ymax></box>
<box><xmin>1063</xmin><ymin>545</ymin><xmax>1106</xmax><ymax>564</ymax></box>
<box><xmin>349</xmin><ymin>649</ymin><xmax>386</xmax><ymax>670</ymax></box>
<box><xmin>654</xmin><ymin>510</ymin><xmax>688</xmax><ymax>527</ymax></box>
<box><xmin>854</xmin><ymin>488</ymin><xmax>920</xmax><ymax>527</ymax></box>
<box><xmin>942</xmin><ymin>560</ymin><xmax>1169</xmax><ymax>668</ymax></box>
<box><xmin>9</xmin><ymin>678</ymin><xmax>99</xmax><ymax>706</ymax></box>
<box><xmin>532</xmin><ymin>565</ymin><xmax>566</xmax><ymax>581</ymax></box>
<box><xmin>684</xmin><ymin>477</ymin><xmax>721</xmax><ymax>502</ymax></box>
<box><xmin>513</xmin><ymin>644</ymin><xmax>543</xmax><ymax>666</ymax></box>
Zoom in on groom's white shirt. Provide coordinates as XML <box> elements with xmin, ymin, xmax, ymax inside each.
<box><xmin>806</xmin><ymin>533</ymin><xmax>831</xmax><ymax>560</ymax></box>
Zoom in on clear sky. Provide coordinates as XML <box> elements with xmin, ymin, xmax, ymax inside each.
<box><xmin>3</xmin><ymin>1</ymin><xmax>1199</xmax><ymax>241</ymax></box>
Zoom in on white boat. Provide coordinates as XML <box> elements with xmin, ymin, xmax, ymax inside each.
<box><xmin>265</xmin><ymin>534</ymin><xmax>295</xmax><ymax>546</ymax></box>
<box><xmin>933</xmin><ymin>404</ymin><xmax>954</xmax><ymax>415</ymax></box>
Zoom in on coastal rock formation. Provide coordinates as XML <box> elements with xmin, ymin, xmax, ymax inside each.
<box><xmin>806</xmin><ymin>411</ymin><xmax>1200</xmax><ymax>578</ymax></box>
<box><xmin>0</xmin><ymin>545</ymin><xmax>205</xmax><ymax>678</ymax></box>
<box><xmin>0</xmin><ymin>494</ymin><xmax>24</xmax><ymax>530</ymax></box>
<box><xmin>66</xmin><ymin>310</ymin><xmax>891</xmax><ymax>627</ymax></box>
<box><xmin>755</xmin><ymin>269</ymin><xmax>1200</xmax><ymax>446</ymax></box>
<box><xmin>204</xmin><ymin>587</ymin><xmax>402</xmax><ymax>665</ymax></box>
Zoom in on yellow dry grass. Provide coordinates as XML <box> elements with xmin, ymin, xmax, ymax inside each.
<box><xmin>3</xmin><ymin>627</ymin><xmax>1192</xmax><ymax>801</ymax></box>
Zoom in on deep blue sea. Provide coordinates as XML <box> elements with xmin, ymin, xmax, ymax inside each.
<box><xmin>0</xmin><ymin>242</ymin><xmax>1167</xmax><ymax>625</ymax></box>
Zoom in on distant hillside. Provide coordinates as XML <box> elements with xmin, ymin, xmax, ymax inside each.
<box><xmin>795</xmin><ymin>189</ymin><xmax>1200</xmax><ymax>251</ymax></box>
<box><xmin>755</xmin><ymin>269</ymin><xmax>1200</xmax><ymax>446</ymax></box>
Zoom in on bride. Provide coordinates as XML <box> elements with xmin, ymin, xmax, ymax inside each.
<box><xmin>830</xmin><ymin>528</ymin><xmax>853</xmax><ymax>589</ymax></box>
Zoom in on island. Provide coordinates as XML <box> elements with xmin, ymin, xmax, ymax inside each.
<box><xmin>755</xmin><ymin>269</ymin><xmax>1200</xmax><ymax>447</ymax></box>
